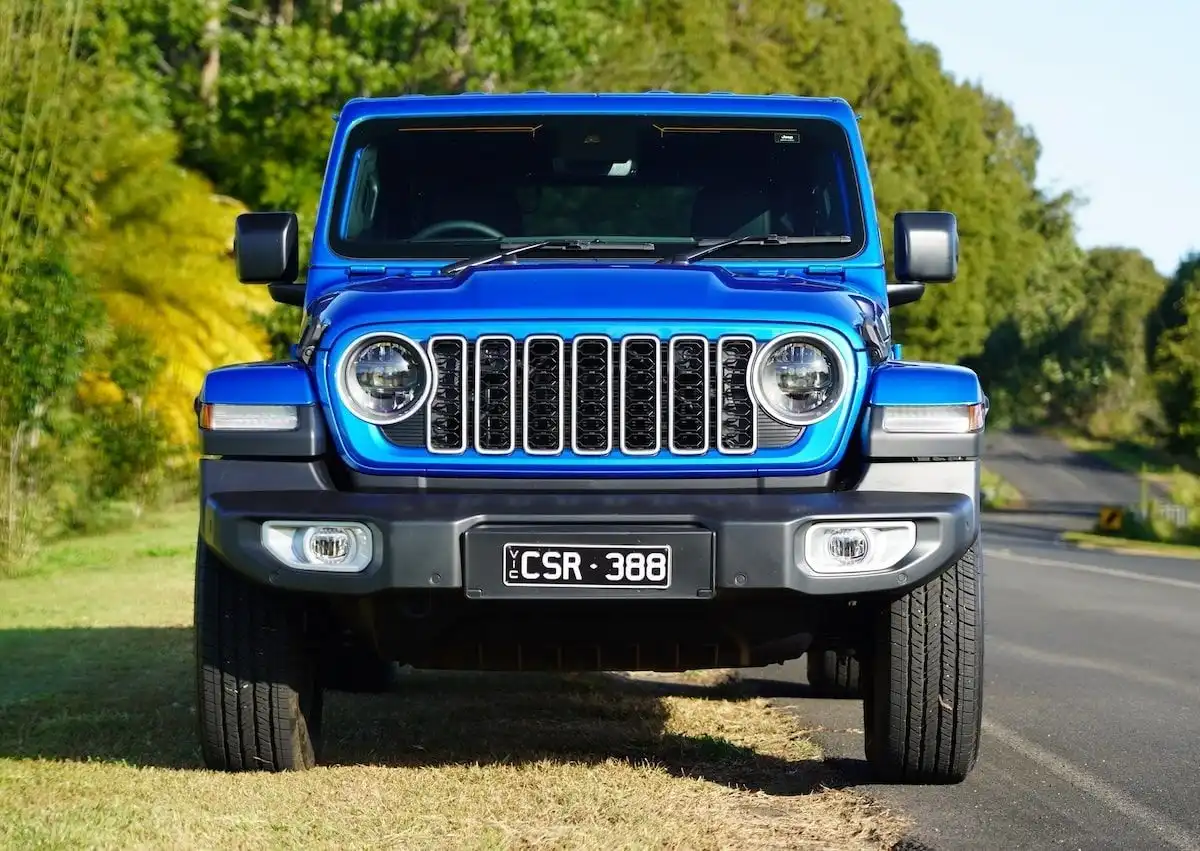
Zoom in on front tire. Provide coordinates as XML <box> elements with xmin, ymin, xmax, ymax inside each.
<box><xmin>194</xmin><ymin>541</ymin><xmax>324</xmax><ymax>771</ymax></box>
<box><xmin>863</xmin><ymin>540</ymin><xmax>983</xmax><ymax>784</ymax></box>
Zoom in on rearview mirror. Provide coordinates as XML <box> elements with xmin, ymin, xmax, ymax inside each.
<box><xmin>893</xmin><ymin>211</ymin><xmax>957</xmax><ymax>284</ymax></box>
<box><xmin>235</xmin><ymin>212</ymin><xmax>299</xmax><ymax>284</ymax></box>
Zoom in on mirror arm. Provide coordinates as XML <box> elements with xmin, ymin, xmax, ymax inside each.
<box><xmin>267</xmin><ymin>281</ymin><xmax>306</xmax><ymax>307</ymax></box>
<box><xmin>886</xmin><ymin>282</ymin><xmax>925</xmax><ymax>307</ymax></box>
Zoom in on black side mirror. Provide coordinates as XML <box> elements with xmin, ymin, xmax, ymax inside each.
<box><xmin>893</xmin><ymin>211</ymin><xmax>958</xmax><ymax>284</ymax></box>
<box><xmin>234</xmin><ymin>212</ymin><xmax>299</xmax><ymax>284</ymax></box>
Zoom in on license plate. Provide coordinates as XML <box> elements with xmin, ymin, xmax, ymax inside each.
<box><xmin>503</xmin><ymin>543</ymin><xmax>672</xmax><ymax>589</ymax></box>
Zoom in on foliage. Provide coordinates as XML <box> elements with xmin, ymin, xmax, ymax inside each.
<box><xmin>70</xmin><ymin>126</ymin><xmax>273</xmax><ymax>448</ymax></box>
<box><xmin>0</xmin><ymin>0</ymin><xmax>104</xmax><ymax>281</ymax></box>
<box><xmin>1150</xmin><ymin>253</ymin><xmax>1200</xmax><ymax>453</ymax></box>
<box><xmin>98</xmin><ymin>0</ymin><xmax>635</xmax><ymax>216</ymax></box>
<box><xmin>980</xmin><ymin>466</ymin><xmax>1023</xmax><ymax>510</ymax></box>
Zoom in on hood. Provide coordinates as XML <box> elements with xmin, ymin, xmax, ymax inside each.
<box><xmin>313</xmin><ymin>263</ymin><xmax>882</xmax><ymax>344</ymax></box>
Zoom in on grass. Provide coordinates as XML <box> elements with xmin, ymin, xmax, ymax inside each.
<box><xmin>0</xmin><ymin>505</ymin><xmax>907</xmax><ymax>850</ymax></box>
<box><xmin>1062</xmin><ymin>530</ymin><xmax>1200</xmax><ymax>560</ymax></box>
<box><xmin>1061</xmin><ymin>434</ymin><xmax>1199</xmax><ymax>482</ymax></box>
<box><xmin>980</xmin><ymin>465</ymin><xmax>1024</xmax><ymax>510</ymax></box>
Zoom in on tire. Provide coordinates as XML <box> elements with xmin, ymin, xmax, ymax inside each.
<box><xmin>806</xmin><ymin>644</ymin><xmax>862</xmax><ymax>698</ymax></box>
<box><xmin>194</xmin><ymin>541</ymin><xmax>324</xmax><ymax>772</ymax></box>
<box><xmin>863</xmin><ymin>539</ymin><xmax>983</xmax><ymax>784</ymax></box>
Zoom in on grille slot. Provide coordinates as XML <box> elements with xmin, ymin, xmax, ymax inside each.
<box><xmin>669</xmin><ymin>336</ymin><xmax>710</xmax><ymax>454</ymax></box>
<box><xmin>396</xmin><ymin>334</ymin><xmax>802</xmax><ymax>455</ymax></box>
<box><xmin>523</xmin><ymin>335</ymin><xmax>565</xmax><ymax>455</ymax></box>
<box><xmin>474</xmin><ymin>335</ymin><xmax>516</xmax><ymax>454</ymax></box>
<box><xmin>620</xmin><ymin>336</ymin><xmax>662</xmax><ymax>455</ymax></box>
<box><xmin>572</xmin><ymin>336</ymin><xmax>613</xmax><ymax>455</ymax></box>
<box><xmin>427</xmin><ymin>336</ymin><xmax>468</xmax><ymax>453</ymax></box>
<box><xmin>717</xmin><ymin>336</ymin><xmax>758</xmax><ymax>454</ymax></box>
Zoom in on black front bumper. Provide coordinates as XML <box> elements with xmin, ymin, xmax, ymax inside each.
<box><xmin>201</xmin><ymin>459</ymin><xmax>979</xmax><ymax>599</ymax></box>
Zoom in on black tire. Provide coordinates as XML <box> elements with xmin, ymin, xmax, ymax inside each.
<box><xmin>806</xmin><ymin>644</ymin><xmax>862</xmax><ymax>697</ymax></box>
<box><xmin>863</xmin><ymin>539</ymin><xmax>983</xmax><ymax>784</ymax></box>
<box><xmin>194</xmin><ymin>541</ymin><xmax>324</xmax><ymax>772</ymax></box>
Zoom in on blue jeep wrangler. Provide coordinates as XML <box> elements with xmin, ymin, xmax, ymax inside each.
<box><xmin>196</xmin><ymin>92</ymin><xmax>985</xmax><ymax>784</ymax></box>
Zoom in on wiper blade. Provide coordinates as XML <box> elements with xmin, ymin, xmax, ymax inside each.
<box><xmin>440</xmin><ymin>239</ymin><xmax>654</xmax><ymax>275</ymax></box>
<box><xmin>660</xmin><ymin>234</ymin><xmax>853</xmax><ymax>265</ymax></box>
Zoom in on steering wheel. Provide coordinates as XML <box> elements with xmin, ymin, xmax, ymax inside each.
<box><xmin>411</xmin><ymin>219</ymin><xmax>505</xmax><ymax>240</ymax></box>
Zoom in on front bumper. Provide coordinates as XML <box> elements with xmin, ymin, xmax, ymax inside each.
<box><xmin>201</xmin><ymin>459</ymin><xmax>979</xmax><ymax>599</ymax></box>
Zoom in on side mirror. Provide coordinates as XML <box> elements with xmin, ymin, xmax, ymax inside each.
<box><xmin>234</xmin><ymin>212</ymin><xmax>299</xmax><ymax>284</ymax></box>
<box><xmin>893</xmin><ymin>211</ymin><xmax>958</xmax><ymax>283</ymax></box>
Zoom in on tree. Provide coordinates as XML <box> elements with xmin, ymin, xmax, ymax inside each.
<box><xmin>1152</xmin><ymin>254</ymin><xmax>1200</xmax><ymax>453</ymax></box>
<box><xmin>71</xmin><ymin>126</ymin><xmax>274</xmax><ymax>449</ymax></box>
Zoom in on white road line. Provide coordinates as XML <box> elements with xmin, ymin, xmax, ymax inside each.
<box><xmin>982</xmin><ymin>718</ymin><xmax>1200</xmax><ymax>850</ymax></box>
<box><xmin>985</xmin><ymin>547</ymin><xmax>1200</xmax><ymax>592</ymax></box>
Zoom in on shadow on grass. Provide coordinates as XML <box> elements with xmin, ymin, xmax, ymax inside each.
<box><xmin>0</xmin><ymin>626</ymin><xmax>866</xmax><ymax>795</ymax></box>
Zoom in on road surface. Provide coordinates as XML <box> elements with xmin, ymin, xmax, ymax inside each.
<box><xmin>754</xmin><ymin>432</ymin><xmax>1200</xmax><ymax>850</ymax></box>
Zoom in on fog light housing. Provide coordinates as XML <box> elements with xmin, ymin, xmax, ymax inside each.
<box><xmin>261</xmin><ymin>521</ymin><xmax>373</xmax><ymax>572</ymax></box>
<box><xmin>803</xmin><ymin>521</ymin><xmax>916</xmax><ymax>574</ymax></box>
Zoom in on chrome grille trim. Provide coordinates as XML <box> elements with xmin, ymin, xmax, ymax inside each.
<box><xmin>473</xmin><ymin>334</ymin><xmax>517</xmax><ymax>455</ymax></box>
<box><xmin>619</xmin><ymin>335</ymin><xmax>662</xmax><ymax>456</ymax></box>
<box><xmin>668</xmin><ymin>335</ymin><xmax>711</xmax><ymax>455</ymax></box>
<box><xmin>570</xmin><ymin>334</ymin><xmax>613</xmax><ymax>456</ymax></box>
<box><xmin>402</xmin><ymin>332</ymin><xmax>788</xmax><ymax>457</ymax></box>
<box><xmin>425</xmin><ymin>335</ymin><xmax>469</xmax><ymax>454</ymax></box>
<box><xmin>716</xmin><ymin>335</ymin><xmax>759</xmax><ymax>455</ymax></box>
<box><xmin>522</xmin><ymin>334</ymin><xmax>565</xmax><ymax>455</ymax></box>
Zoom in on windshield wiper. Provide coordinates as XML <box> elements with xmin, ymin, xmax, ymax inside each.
<box><xmin>660</xmin><ymin>234</ymin><xmax>853</xmax><ymax>265</ymax></box>
<box><xmin>440</xmin><ymin>239</ymin><xmax>654</xmax><ymax>276</ymax></box>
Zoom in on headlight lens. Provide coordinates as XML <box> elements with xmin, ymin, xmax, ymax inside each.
<box><xmin>753</xmin><ymin>335</ymin><xmax>842</xmax><ymax>425</ymax></box>
<box><xmin>339</xmin><ymin>334</ymin><xmax>431</xmax><ymax>424</ymax></box>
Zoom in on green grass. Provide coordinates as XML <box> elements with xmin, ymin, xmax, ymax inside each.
<box><xmin>0</xmin><ymin>505</ymin><xmax>906</xmax><ymax>850</ymax></box>
<box><xmin>1062</xmin><ymin>530</ymin><xmax>1200</xmax><ymax>560</ymax></box>
<box><xmin>980</xmin><ymin>465</ymin><xmax>1024</xmax><ymax>510</ymax></box>
<box><xmin>1062</xmin><ymin>434</ymin><xmax>1199</xmax><ymax>481</ymax></box>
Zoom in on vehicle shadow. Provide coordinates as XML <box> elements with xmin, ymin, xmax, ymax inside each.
<box><xmin>0</xmin><ymin>626</ymin><xmax>864</xmax><ymax>796</ymax></box>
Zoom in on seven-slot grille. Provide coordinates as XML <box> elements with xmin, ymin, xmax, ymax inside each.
<box><xmin>384</xmin><ymin>334</ymin><xmax>805</xmax><ymax>456</ymax></box>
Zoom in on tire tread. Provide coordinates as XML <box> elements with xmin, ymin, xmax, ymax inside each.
<box><xmin>195</xmin><ymin>543</ymin><xmax>320</xmax><ymax>771</ymax></box>
<box><xmin>865</xmin><ymin>541</ymin><xmax>982</xmax><ymax>784</ymax></box>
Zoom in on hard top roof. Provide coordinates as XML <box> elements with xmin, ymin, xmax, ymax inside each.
<box><xmin>336</xmin><ymin>91</ymin><xmax>858</xmax><ymax>125</ymax></box>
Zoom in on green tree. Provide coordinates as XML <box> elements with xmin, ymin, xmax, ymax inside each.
<box><xmin>1152</xmin><ymin>253</ymin><xmax>1200</xmax><ymax>453</ymax></box>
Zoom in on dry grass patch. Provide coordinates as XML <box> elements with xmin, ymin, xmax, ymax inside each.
<box><xmin>0</xmin><ymin>506</ymin><xmax>908</xmax><ymax>850</ymax></box>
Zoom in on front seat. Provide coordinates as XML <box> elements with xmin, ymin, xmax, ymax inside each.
<box><xmin>690</xmin><ymin>184</ymin><xmax>771</xmax><ymax>239</ymax></box>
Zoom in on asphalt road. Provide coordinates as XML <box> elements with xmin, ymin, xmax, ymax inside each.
<box><xmin>984</xmin><ymin>430</ymin><xmax>1161</xmax><ymax>518</ymax></box>
<box><xmin>750</xmin><ymin>432</ymin><xmax>1200</xmax><ymax>850</ymax></box>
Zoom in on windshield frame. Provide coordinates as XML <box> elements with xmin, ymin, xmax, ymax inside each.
<box><xmin>324</xmin><ymin>113</ymin><xmax>870</xmax><ymax>265</ymax></box>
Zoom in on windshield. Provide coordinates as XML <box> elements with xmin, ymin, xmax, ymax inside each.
<box><xmin>328</xmin><ymin>114</ymin><xmax>867</xmax><ymax>262</ymax></box>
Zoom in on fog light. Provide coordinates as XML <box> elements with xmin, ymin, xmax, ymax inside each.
<box><xmin>825</xmin><ymin>527</ymin><xmax>869</xmax><ymax>565</ymax></box>
<box><xmin>261</xmin><ymin>521</ymin><xmax>372</xmax><ymax>572</ymax></box>
<box><xmin>803</xmin><ymin>521</ymin><xmax>916</xmax><ymax>575</ymax></box>
<box><xmin>303</xmin><ymin>527</ymin><xmax>355</xmax><ymax>565</ymax></box>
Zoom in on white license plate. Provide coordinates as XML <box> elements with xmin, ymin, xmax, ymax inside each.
<box><xmin>502</xmin><ymin>543</ymin><xmax>672</xmax><ymax>589</ymax></box>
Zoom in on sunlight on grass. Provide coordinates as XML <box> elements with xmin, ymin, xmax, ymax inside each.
<box><xmin>0</xmin><ymin>503</ymin><xmax>907</xmax><ymax>850</ymax></box>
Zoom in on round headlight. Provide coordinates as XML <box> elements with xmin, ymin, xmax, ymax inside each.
<box><xmin>338</xmin><ymin>334</ymin><xmax>432</xmax><ymax>425</ymax></box>
<box><xmin>752</xmin><ymin>335</ymin><xmax>844</xmax><ymax>426</ymax></box>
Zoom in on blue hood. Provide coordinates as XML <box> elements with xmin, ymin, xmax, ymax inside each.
<box><xmin>313</xmin><ymin>264</ymin><xmax>879</xmax><ymax>346</ymax></box>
